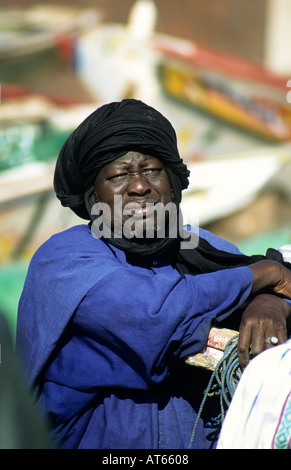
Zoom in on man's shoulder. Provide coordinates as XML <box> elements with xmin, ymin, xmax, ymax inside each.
<box><xmin>47</xmin><ymin>224</ymin><xmax>91</xmax><ymax>244</ymax></box>
<box><xmin>32</xmin><ymin>224</ymin><xmax>108</xmax><ymax>261</ymax></box>
<box><xmin>37</xmin><ymin>224</ymin><xmax>90</xmax><ymax>249</ymax></box>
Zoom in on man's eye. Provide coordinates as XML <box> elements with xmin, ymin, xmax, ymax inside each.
<box><xmin>107</xmin><ymin>168</ymin><xmax>162</xmax><ymax>181</ymax></box>
<box><xmin>108</xmin><ymin>173</ymin><xmax>128</xmax><ymax>181</ymax></box>
<box><xmin>142</xmin><ymin>168</ymin><xmax>162</xmax><ymax>177</ymax></box>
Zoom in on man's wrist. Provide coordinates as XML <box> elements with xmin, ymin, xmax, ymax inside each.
<box><xmin>250</xmin><ymin>260</ymin><xmax>280</xmax><ymax>294</ymax></box>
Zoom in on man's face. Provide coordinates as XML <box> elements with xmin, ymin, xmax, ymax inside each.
<box><xmin>93</xmin><ymin>151</ymin><xmax>173</xmax><ymax>239</ymax></box>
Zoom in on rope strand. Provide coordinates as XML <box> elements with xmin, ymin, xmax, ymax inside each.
<box><xmin>188</xmin><ymin>334</ymin><xmax>241</xmax><ymax>449</ymax></box>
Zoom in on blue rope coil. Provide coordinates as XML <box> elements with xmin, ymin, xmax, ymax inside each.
<box><xmin>188</xmin><ymin>334</ymin><xmax>241</xmax><ymax>449</ymax></box>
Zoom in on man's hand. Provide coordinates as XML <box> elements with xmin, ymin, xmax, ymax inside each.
<box><xmin>238</xmin><ymin>293</ymin><xmax>291</xmax><ymax>369</ymax></box>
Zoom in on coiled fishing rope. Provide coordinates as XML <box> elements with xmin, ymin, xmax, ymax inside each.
<box><xmin>188</xmin><ymin>334</ymin><xmax>241</xmax><ymax>449</ymax></box>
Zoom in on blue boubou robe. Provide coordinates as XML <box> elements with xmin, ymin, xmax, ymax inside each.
<box><xmin>16</xmin><ymin>224</ymin><xmax>254</xmax><ymax>449</ymax></box>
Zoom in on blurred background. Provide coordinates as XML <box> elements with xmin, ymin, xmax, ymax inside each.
<box><xmin>1</xmin><ymin>0</ymin><xmax>291</xmax><ymax>336</ymax></box>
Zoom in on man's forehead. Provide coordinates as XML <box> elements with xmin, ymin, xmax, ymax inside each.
<box><xmin>107</xmin><ymin>152</ymin><xmax>162</xmax><ymax>167</ymax></box>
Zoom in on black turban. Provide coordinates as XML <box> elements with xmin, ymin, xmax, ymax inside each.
<box><xmin>54</xmin><ymin>99</ymin><xmax>190</xmax><ymax>219</ymax></box>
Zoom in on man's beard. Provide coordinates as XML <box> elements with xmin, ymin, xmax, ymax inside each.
<box><xmin>122</xmin><ymin>218</ymin><xmax>164</xmax><ymax>240</ymax></box>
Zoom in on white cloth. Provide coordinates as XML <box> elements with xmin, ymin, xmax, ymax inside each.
<box><xmin>217</xmin><ymin>339</ymin><xmax>291</xmax><ymax>449</ymax></box>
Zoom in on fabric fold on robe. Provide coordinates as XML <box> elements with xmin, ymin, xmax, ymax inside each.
<box><xmin>17</xmin><ymin>224</ymin><xmax>253</xmax><ymax>389</ymax></box>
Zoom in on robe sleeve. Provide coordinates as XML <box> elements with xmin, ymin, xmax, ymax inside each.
<box><xmin>44</xmin><ymin>262</ymin><xmax>254</xmax><ymax>392</ymax></box>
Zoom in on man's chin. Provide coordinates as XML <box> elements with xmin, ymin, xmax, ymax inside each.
<box><xmin>123</xmin><ymin>220</ymin><xmax>168</xmax><ymax>240</ymax></box>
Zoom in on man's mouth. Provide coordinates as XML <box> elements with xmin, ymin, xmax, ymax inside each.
<box><xmin>123</xmin><ymin>200</ymin><xmax>159</xmax><ymax>219</ymax></box>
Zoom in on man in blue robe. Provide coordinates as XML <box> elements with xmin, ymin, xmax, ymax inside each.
<box><xmin>16</xmin><ymin>99</ymin><xmax>291</xmax><ymax>449</ymax></box>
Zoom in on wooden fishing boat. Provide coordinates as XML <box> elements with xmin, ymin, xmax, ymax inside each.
<box><xmin>0</xmin><ymin>5</ymin><xmax>100</xmax><ymax>62</ymax></box>
<box><xmin>1</xmin><ymin>0</ymin><xmax>291</xmax><ymax>263</ymax></box>
<box><xmin>74</xmin><ymin>6</ymin><xmax>291</xmax><ymax>227</ymax></box>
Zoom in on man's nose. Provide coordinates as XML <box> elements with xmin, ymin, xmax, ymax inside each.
<box><xmin>126</xmin><ymin>173</ymin><xmax>151</xmax><ymax>196</ymax></box>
